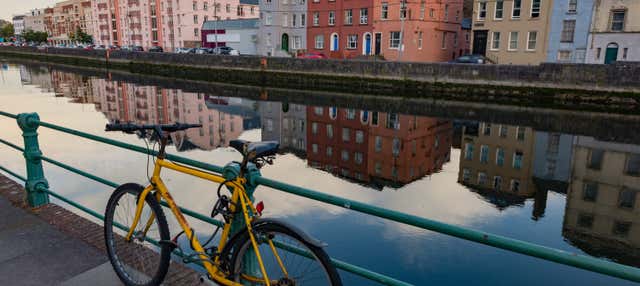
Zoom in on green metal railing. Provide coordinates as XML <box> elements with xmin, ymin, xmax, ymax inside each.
<box><xmin>1</xmin><ymin>110</ymin><xmax>640</xmax><ymax>285</ymax></box>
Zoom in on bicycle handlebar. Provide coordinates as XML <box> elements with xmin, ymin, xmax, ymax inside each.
<box><xmin>105</xmin><ymin>122</ymin><xmax>202</xmax><ymax>133</ymax></box>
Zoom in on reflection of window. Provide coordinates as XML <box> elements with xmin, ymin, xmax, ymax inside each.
<box><xmin>619</xmin><ymin>188</ymin><xmax>637</xmax><ymax>209</ymax></box>
<box><xmin>477</xmin><ymin>172</ymin><xmax>487</xmax><ymax>185</ymax></box>
<box><xmin>329</xmin><ymin>107</ymin><xmax>338</xmax><ymax>119</ymax></box>
<box><xmin>577</xmin><ymin>213</ymin><xmax>594</xmax><ymax>228</ymax></box>
<box><xmin>354</xmin><ymin>152</ymin><xmax>363</xmax><ymax>164</ymax></box>
<box><xmin>311</xmin><ymin>122</ymin><xmax>318</xmax><ymax>134</ymax></box>
<box><xmin>510</xmin><ymin>179</ymin><xmax>520</xmax><ymax>192</ymax></box>
<box><xmin>326</xmin><ymin>124</ymin><xmax>333</xmax><ymax>138</ymax></box>
<box><xmin>392</xmin><ymin>138</ymin><xmax>401</xmax><ymax>156</ymax></box>
<box><xmin>513</xmin><ymin>151</ymin><xmax>523</xmax><ymax>169</ymax></box>
<box><xmin>499</xmin><ymin>125</ymin><xmax>508</xmax><ymax>137</ymax></box>
<box><xmin>493</xmin><ymin>176</ymin><xmax>502</xmax><ymax>190</ymax></box>
<box><xmin>314</xmin><ymin>106</ymin><xmax>323</xmax><ymax>115</ymax></box>
<box><xmin>355</xmin><ymin>130</ymin><xmax>364</xmax><ymax>144</ymax></box>
<box><xmin>483</xmin><ymin>123</ymin><xmax>491</xmax><ymax>135</ymax></box>
<box><xmin>341</xmin><ymin>150</ymin><xmax>349</xmax><ymax>161</ymax></box>
<box><xmin>326</xmin><ymin>146</ymin><xmax>333</xmax><ymax>156</ymax></box>
<box><xmin>312</xmin><ymin>144</ymin><xmax>318</xmax><ymax>153</ymax></box>
<box><xmin>480</xmin><ymin>145</ymin><xmax>489</xmax><ymax>163</ymax></box>
<box><xmin>462</xmin><ymin>168</ymin><xmax>471</xmax><ymax>182</ymax></box>
<box><xmin>375</xmin><ymin>162</ymin><xmax>382</xmax><ymax>174</ymax></box>
<box><xmin>371</xmin><ymin>112</ymin><xmax>379</xmax><ymax>125</ymax></box>
<box><xmin>346</xmin><ymin>109</ymin><xmax>356</xmax><ymax>120</ymax></box>
<box><xmin>583</xmin><ymin>181</ymin><xmax>598</xmax><ymax>202</ymax></box>
<box><xmin>496</xmin><ymin>148</ymin><xmax>505</xmax><ymax>166</ymax></box>
<box><xmin>375</xmin><ymin>136</ymin><xmax>382</xmax><ymax>152</ymax></box>
<box><xmin>612</xmin><ymin>221</ymin><xmax>631</xmax><ymax>237</ymax></box>
<box><xmin>464</xmin><ymin>143</ymin><xmax>474</xmax><ymax>160</ymax></box>
<box><xmin>588</xmin><ymin>149</ymin><xmax>604</xmax><ymax>170</ymax></box>
<box><xmin>516</xmin><ymin>126</ymin><xmax>525</xmax><ymax>141</ymax></box>
<box><xmin>386</xmin><ymin>113</ymin><xmax>400</xmax><ymax>129</ymax></box>
<box><xmin>342</xmin><ymin>128</ymin><xmax>350</xmax><ymax>142</ymax></box>
<box><xmin>266</xmin><ymin>119</ymin><xmax>274</xmax><ymax>131</ymax></box>
<box><xmin>625</xmin><ymin>154</ymin><xmax>640</xmax><ymax>176</ymax></box>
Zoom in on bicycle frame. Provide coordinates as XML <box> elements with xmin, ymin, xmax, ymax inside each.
<box><xmin>123</xmin><ymin>157</ymin><xmax>283</xmax><ymax>286</ymax></box>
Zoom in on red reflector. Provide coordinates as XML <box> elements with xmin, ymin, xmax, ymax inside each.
<box><xmin>256</xmin><ymin>201</ymin><xmax>264</xmax><ymax>215</ymax></box>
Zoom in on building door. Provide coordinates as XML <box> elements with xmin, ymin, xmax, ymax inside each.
<box><xmin>331</xmin><ymin>34</ymin><xmax>339</xmax><ymax>51</ymax></box>
<box><xmin>363</xmin><ymin>33</ymin><xmax>371</xmax><ymax>55</ymax></box>
<box><xmin>374</xmin><ymin>33</ymin><xmax>381</xmax><ymax>55</ymax></box>
<box><xmin>472</xmin><ymin>30</ymin><xmax>488</xmax><ymax>56</ymax></box>
<box><xmin>604</xmin><ymin>43</ymin><xmax>619</xmax><ymax>64</ymax></box>
<box><xmin>281</xmin><ymin>33</ymin><xmax>289</xmax><ymax>52</ymax></box>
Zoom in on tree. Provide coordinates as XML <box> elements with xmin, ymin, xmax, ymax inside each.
<box><xmin>70</xmin><ymin>27</ymin><xmax>93</xmax><ymax>44</ymax></box>
<box><xmin>0</xmin><ymin>23</ymin><xmax>14</xmax><ymax>38</ymax></box>
<box><xmin>22</xmin><ymin>29</ymin><xmax>48</xmax><ymax>43</ymax></box>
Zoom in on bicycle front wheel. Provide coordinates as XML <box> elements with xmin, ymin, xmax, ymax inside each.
<box><xmin>229</xmin><ymin>221</ymin><xmax>342</xmax><ymax>286</ymax></box>
<box><xmin>104</xmin><ymin>184</ymin><xmax>171</xmax><ymax>286</ymax></box>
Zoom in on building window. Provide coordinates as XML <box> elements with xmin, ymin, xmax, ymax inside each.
<box><xmin>508</xmin><ymin>31</ymin><xmax>518</xmax><ymax>50</ymax></box>
<box><xmin>312</xmin><ymin>143</ymin><xmax>318</xmax><ymax>154</ymax></box>
<box><xmin>418</xmin><ymin>31</ymin><xmax>423</xmax><ymax>49</ymax></box>
<box><xmin>583</xmin><ymin>181</ymin><xmax>598</xmax><ymax>202</ymax></box>
<box><xmin>392</xmin><ymin>138</ymin><xmax>401</xmax><ymax>156</ymax></box>
<box><xmin>315</xmin><ymin>34</ymin><xmax>324</xmax><ymax>49</ymax></box>
<box><xmin>311</xmin><ymin>122</ymin><xmax>318</xmax><ymax>134</ymax></box>
<box><xmin>326</xmin><ymin>146</ymin><xmax>333</xmax><ymax>156</ymax></box>
<box><xmin>610</xmin><ymin>10</ymin><xmax>625</xmax><ymax>31</ymax></box>
<box><xmin>355</xmin><ymin>130</ymin><xmax>364</xmax><ymax>143</ymax></box>
<box><xmin>558</xmin><ymin>50</ymin><xmax>572</xmax><ymax>61</ymax></box>
<box><xmin>282</xmin><ymin>13</ymin><xmax>288</xmax><ymax>27</ymax></box>
<box><xmin>342</xmin><ymin>128</ymin><xmax>350</xmax><ymax>142</ymax></box>
<box><xmin>400</xmin><ymin>2</ymin><xmax>407</xmax><ymax>19</ymax></box>
<box><xmin>462</xmin><ymin>168</ymin><xmax>471</xmax><ymax>182</ymax></box>
<box><xmin>326</xmin><ymin>124</ymin><xmax>333</xmax><ymax>138</ymax></box>
<box><xmin>430</xmin><ymin>8</ymin><xmax>435</xmax><ymax>18</ymax></box>
<box><xmin>577</xmin><ymin>213</ymin><xmax>594</xmax><ymax>228</ymax></box>
<box><xmin>623</xmin><ymin>48</ymin><xmax>628</xmax><ymax>59</ymax></box>
<box><xmin>613</xmin><ymin>221</ymin><xmax>631</xmax><ymax>237</ymax></box>
<box><xmin>375</xmin><ymin>136</ymin><xmax>382</xmax><ymax>152</ymax></box>
<box><xmin>345</xmin><ymin>9</ymin><xmax>353</xmax><ymax>25</ymax></box>
<box><xmin>360</xmin><ymin>8</ymin><xmax>368</xmax><ymax>24</ymax></box>
<box><xmin>568</xmin><ymin>0</ymin><xmax>577</xmax><ymax>13</ymax></box>
<box><xmin>480</xmin><ymin>145</ymin><xmax>489</xmax><ymax>163</ymax></box>
<box><xmin>381</xmin><ymin>2</ymin><xmax>388</xmax><ymax>19</ymax></box>
<box><xmin>516</xmin><ymin>126</ymin><xmax>525</xmax><ymax>140</ymax></box>
<box><xmin>513</xmin><ymin>151</ymin><xmax>523</xmax><ymax>169</ymax></box>
<box><xmin>510</xmin><ymin>179</ymin><xmax>520</xmax><ymax>192</ymax></box>
<box><xmin>561</xmin><ymin>20</ymin><xmax>575</xmax><ymax>42</ymax></box>
<box><xmin>491</xmin><ymin>31</ymin><xmax>501</xmax><ymax>50</ymax></box>
<box><xmin>389</xmin><ymin>31</ymin><xmax>400</xmax><ymax>48</ymax></box>
<box><xmin>531</xmin><ymin>0</ymin><xmax>541</xmax><ymax>17</ymax></box>
<box><xmin>527</xmin><ymin>31</ymin><xmax>537</xmax><ymax>50</ymax></box>
<box><xmin>625</xmin><ymin>154</ymin><xmax>640</xmax><ymax>175</ymax></box>
<box><xmin>588</xmin><ymin>149</ymin><xmax>604</xmax><ymax>170</ymax></box>
<box><xmin>483</xmin><ymin>123</ymin><xmax>491</xmax><ymax>135</ymax></box>
<box><xmin>420</xmin><ymin>1</ymin><xmax>425</xmax><ymax>19</ymax></box>
<box><xmin>203</xmin><ymin>2</ymin><xmax>208</xmax><ymax>10</ymax></box>
<box><xmin>619</xmin><ymin>188</ymin><xmax>637</xmax><ymax>209</ymax></box>
<box><xmin>464</xmin><ymin>143</ymin><xmax>474</xmax><ymax>160</ymax></box>
<box><xmin>329</xmin><ymin>11</ymin><xmax>335</xmax><ymax>25</ymax></box>
<box><xmin>596</xmin><ymin>47</ymin><xmax>601</xmax><ymax>59</ymax></box>
<box><xmin>354</xmin><ymin>152</ymin><xmax>363</xmax><ymax>164</ymax></box>
<box><xmin>386</xmin><ymin>113</ymin><xmax>400</xmax><ymax>129</ymax></box>
<box><xmin>194</xmin><ymin>15</ymin><xmax>198</xmax><ymax>24</ymax></box>
<box><xmin>301</xmin><ymin>13</ymin><xmax>306</xmax><ymax>26</ymax></box>
<box><xmin>193</xmin><ymin>1</ymin><xmax>197</xmax><ymax>10</ymax></box>
<box><xmin>495</xmin><ymin>1</ymin><xmax>503</xmax><ymax>19</ymax></box>
<box><xmin>265</xmin><ymin>13</ymin><xmax>272</xmax><ymax>25</ymax></box>
<box><xmin>194</xmin><ymin>28</ymin><xmax>199</xmax><ymax>37</ymax></box>
<box><xmin>345</xmin><ymin>109</ymin><xmax>356</xmax><ymax>119</ymax></box>
<box><xmin>341</xmin><ymin>150</ymin><xmax>349</xmax><ymax>161</ymax></box>
<box><xmin>347</xmin><ymin>34</ymin><xmax>357</xmax><ymax>49</ymax></box>
<box><xmin>499</xmin><ymin>125</ymin><xmax>508</xmax><ymax>137</ymax></box>
<box><xmin>496</xmin><ymin>148</ymin><xmax>505</xmax><ymax>166</ymax></box>
<box><xmin>478</xmin><ymin>2</ymin><xmax>487</xmax><ymax>20</ymax></box>
<box><xmin>512</xmin><ymin>0</ymin><xmax>521</xmax><ymax>18</ymax></box>
<box><xmin>292</xmin><ymin>36</ymin><xmax>302</xmax><ymax>49</ymax></box>
<box><xmin>493</xmin><ymin>176</ymin><xmax>502</xmax><ymax>190</ymax></box>
<box><xmin>226</xmin><ymin>4</ymin><xmax>231</xmax><ymax>12</ymax></box>
<box><xmin>441</xmin><ymin>32</ymin><xmax>447</xmax><ymax>49</ymax></box>
<box><xmin>477</xmin><ymin>172</ymin><xmax>488</xmax><ymax>185</ymax></box>
<box><xmin>313</xmin><ymin>12</ymin><xmax>319</xmax><ymax>26</ymax></box>
<box><xmin>292</xmin><ymin>14</ymin><xmax>297</xmax><ymax>27</ymax></box>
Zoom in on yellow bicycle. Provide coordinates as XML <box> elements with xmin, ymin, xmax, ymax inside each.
<box><xmin>103</xmin><ymin>122</ymin><xmax>342</xmax><ymax>286</ymax></box>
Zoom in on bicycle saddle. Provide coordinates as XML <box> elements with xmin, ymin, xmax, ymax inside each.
<box><xmin>229</xmin><ymin>139</ymin><xmax>279</xmax><ymax>161</ymax></box>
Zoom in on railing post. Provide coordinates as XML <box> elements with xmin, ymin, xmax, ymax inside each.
<box><xmin>17</xmin><ymin>113</ymin><xmax>49</xmax><ymax>207</ymax></box>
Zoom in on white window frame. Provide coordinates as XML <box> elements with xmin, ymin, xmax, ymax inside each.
<box><xmin>508</xmin><ymin>31</ymin><xmax>518</xmax><ymax>51</ymax></box>
<box><xmin>313</xmin><ymin>12</ymin><xmax>319</xmax><ymax>26</ymax></box>
<box><xmin>494</xmin><ymin>0</ymin><xmax>503</xmax><ymax>20</ymax></box>
<box><xmin>531</xmin><ymin>0</ymin><xmax>541</xmax><ymax>18</ymax></box>
<box><xmin>477</xmin><ymin>2</ymin><xmax>487</xmax><ymax>20</ymax></box>
<box><xmin>347</xmin><ymin>34</ymin><xmax>357</xmax><ymax>49</ymax></box>
<box><xmin>567</xmin><ymin>0</ymin><xmax>577</xmax><ymax>13</ymax></box>
<box><xmin>389</xmin><ymin>31</ymin><xmax>400</xmax><ymax>49</ymax></box>
<box><xmin>315</xmin><ymin>34</ymin><xmax>324</xmax><ymax>49</ymax></box>
<box><xmin>491</xmin><ymin>31</ymin><xmax>501</xmax><ymax>51</ymax></box>
<box><xmin>345</xmin><ymin>9</ymin><xmax>353</xmax><ymax>25</ymax></box>
<box><xmin>381</xmin><ymin>2</ymin><xmax>388</xmax><ymax>19</ymax></box>
<box><xmin>360</xmin><ymin>8</ymin><xmax>368</xmax><ymax>24</ymax></box>
<box><xmin>512</xmin><ymin>0</ymin><xmax>522</xmax><ymax>19</ymax></box>
<box><xmin>526</xmin><ymin>31</ymin><xmax>537</xmax><ymax>51</ymax></box>
<box><xmin>328</xmin><ymin>11</ymin><xmax>335</xmax><ymax>26</ymax></box>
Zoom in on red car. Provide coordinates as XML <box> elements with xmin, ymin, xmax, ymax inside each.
<box><xmin>297</xmin><ymin>52</ymin><xmax>327</xmax><ymax>59</ymax></box>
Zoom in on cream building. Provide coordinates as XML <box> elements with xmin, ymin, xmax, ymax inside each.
<box><xmin>458</xmin><ymin>122</ymin><xmax>536</xmax><ymax>197</ymax></box>
<box><xmin>585</xmin><ymin>0</ymin><xmax>640</xmax><ymax>64</ymax></box>
<box><xmin>24</xmin><ymin>9</ymin><xmax>47</xmax><ymax>33</ymax></box>
<box><xmin>563</xmin><ymin>136</ymin><xmax>640</xmax><ymax>260</ymax></box>
<box><xmin>471</xmin><ymin>0</ymin><xmax>552</xmax><ymax>64</ymax></box>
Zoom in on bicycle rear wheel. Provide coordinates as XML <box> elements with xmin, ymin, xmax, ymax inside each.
<box><xmin>104</xmin><ymin>184</ymin><xmax>171</xmax><ymax>286</ymax></box>
<box><xmin>229</xmin><ymin>221</ymin><xmax>342</xmax><ymax>286</ymax></box>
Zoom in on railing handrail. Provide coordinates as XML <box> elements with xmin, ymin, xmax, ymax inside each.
<box><xmin>1</xmin><ymin>110</ymin><xmax>640</xmax><ymax>284</ymax></box>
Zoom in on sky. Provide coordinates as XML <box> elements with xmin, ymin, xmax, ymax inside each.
<box><xmin>2</xmin><ymin>0</ymin><xmax>57</xmax><ymax>22</ymax></box>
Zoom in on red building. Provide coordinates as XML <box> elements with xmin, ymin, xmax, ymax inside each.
<box><xmin>307</xmin><ymin>0</ymin><xmax>374</xmax><ymax>59</ymax></box>
<box><xmin>306</xmin><ymin>106</ymin><xmax>452</xmax><ymax>188</ymax></box>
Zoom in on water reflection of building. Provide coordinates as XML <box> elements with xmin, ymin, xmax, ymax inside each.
<box><xmin>19</xmin><ymin>65</ymin><xmax>54</xmax><ymax>92</ymax></box>
<box><xmin>51</xmin><ymin>70</ymin><xmax>94</xmax><ymax>103</ymax></box>
<box><xmin>258</xmin><ymin>101</ymin><xmax>306</xmax><ymax>156</ymax></box>
<box><xmin>306</xmin><ymin>107</ymin><xmax>452</xmax><ymax>188</ymax></box>
<box><xmin>458</xmin><ymin>123</ymin><xmax>536</xmax><ymax>198</ymax></box>
<box><xmin>563</xmin><ymin>136</ymin><xmax>640</xmax><ymax>266</ymax></box>
<box><xmin>91</xmin><ymin>78</ymin><xmax>246</xmax><ymax>150</ymax></box>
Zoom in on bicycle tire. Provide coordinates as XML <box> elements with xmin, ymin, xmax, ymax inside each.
<box><xmin>229</xmin><ymin>220</ymin><xmax>342</xmax><ymax>286</ymax></box>
<box><xmin>104</xmin><ymin>184</ymin><xmax>171</xmax><ymax>286</ymax></box>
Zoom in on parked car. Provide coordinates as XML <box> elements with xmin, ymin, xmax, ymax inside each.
<box><xmin>195</xmin><ymin>47</ymin><xmax>212</xmax><ymax>54</ymax></box>
<box><xmin>297</xmin><ymin>52</ymin><xmax>327</xmax><ymax>59</ymax></box>
<box><xmin>175</xmin><ymin>47</ymin><xmax>195</xmax><ymax>54</ymax></box>
<box><xmin>132</xmin><ymin>46</ymin><xmax>144</xmax><ymax>52</ymax></box>
<box><xmin>148</xmin><ymin>46</ymin><xmax>163</xmax><ymax>53</ymax></box>
<box><xmin>107</xmin><ymin>45</ymin><xmax>119</xmax><ymax>50</ymax></box>
<box><xmin>449</xmin><ymin>54</ymin><xmax>490</xmax><ymax>64</ymax></box>
<box><xmin>213</xmin><ymin>46</ymin><xmax>235</xmax><ymax>55</ymax></box>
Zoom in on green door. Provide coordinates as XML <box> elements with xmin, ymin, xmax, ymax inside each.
<box><xmin>604</xmin><ymin>43</ymin><xmax>619</xmax><ymax>64</ymax></box>
<box><xmin>281</xmin><ymin>34</ymin><xmax>289</xmax><ymax>52</ymax></box>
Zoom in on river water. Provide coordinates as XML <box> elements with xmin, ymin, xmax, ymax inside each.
<box><xmin>0</xmin><ymin>61</ymin><xmax>639</xmax><ymax>285</ymax></box>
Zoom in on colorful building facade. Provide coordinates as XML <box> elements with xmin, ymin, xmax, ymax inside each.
<box><xmin>585</xmin><ymin>0</ymin><xmax>640</xmax><ymax>64</ymax></box>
